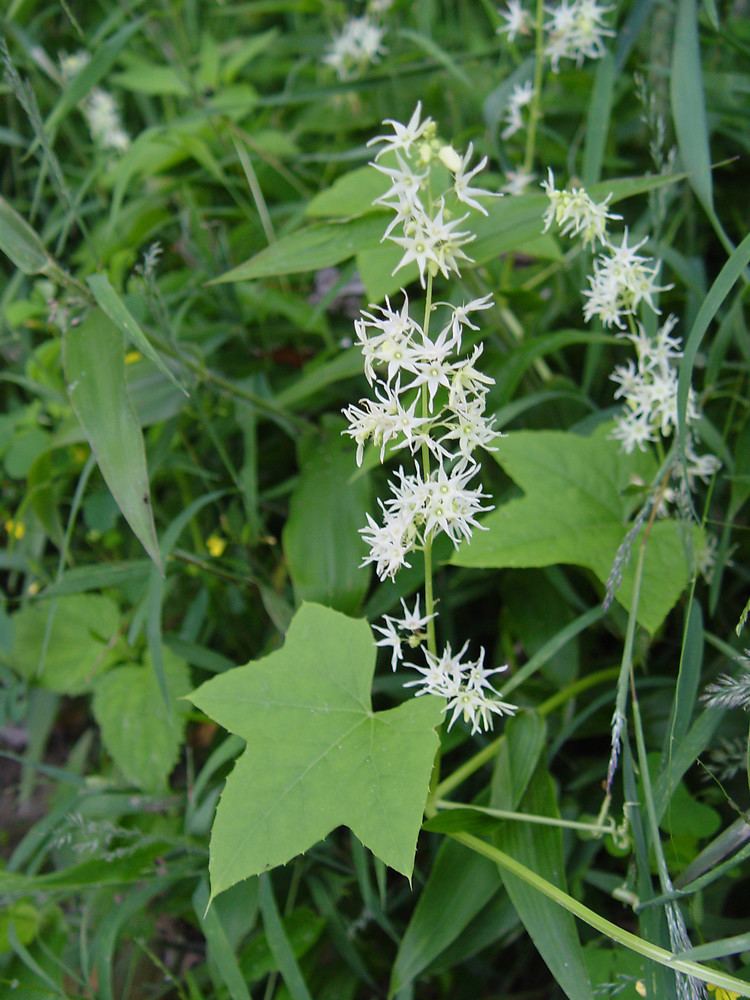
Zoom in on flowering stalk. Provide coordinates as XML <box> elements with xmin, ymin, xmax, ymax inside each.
<box><xmin>343</xmin><ymin>104</ymin><xmax>517</xmax><ymax>735</ymax></box>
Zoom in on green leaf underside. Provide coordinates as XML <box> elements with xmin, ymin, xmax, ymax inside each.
<box><xmin>63</xmin><ymin>308</ymin><xmax>162</xmax><ymax>570</ymax></box>
<box><xmin>188</xmin><ymin>604</ymin><xmax>444</xmax><ymax>899</ymax></box>
<box><xmin>453</xmin><ymin>429</ymin><xmax>699</xmax><ymax>633</ymax></box>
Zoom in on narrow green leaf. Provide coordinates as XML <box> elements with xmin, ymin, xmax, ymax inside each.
<box><xmin>258</xmin><ymin>875</ymin><xmax>314</xmax><ymax>1000</ymax></box>
<box><xmin>390</xmin><ymin>840</ymin><xmax>500</xmax><ymax>994</ymax></box>
<box><xmin>63</xmin><ymin>308</ymin><xmax>162</xmax><ymax>571</ymax></box>
<box><xmin>0</xmin><ymin>196</ymin><xmax>52</xmax><ymax>274</ymax></box>
<box><xmin>491</xmin><ymin>766</ymin><xmax>595</xmax><ymax>1000</ymax></box>
<box><xmin>582</xmin><ymin>54</ymin><xmax>615</xmax><ymax>186</ymax></box>
<box><xmin>678</xmin><ymin>933</ymin><xmax>750</xmax><ymax>963</ymax></box>
<box><xmin>193</xmin><ymin>879</ymin><xmax>253</xmax><ymax>1000</ymax></box>
<box><xmin>671</xmin><ymin>0</ymin><xmax>713</xmax><ymax>213</ymax></box>
<box><xmin>86</xmin><ymin>274</ymin><xmax>188</xmax><ymax>395</ymax></box>
<box><xmin>677</xmin><ymin>232</ymin><xmax>750</xmax><ymax>443</ymax></box>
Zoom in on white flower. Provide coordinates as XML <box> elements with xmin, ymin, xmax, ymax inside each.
<box><xmin>441</xmin><ymin>397</ymin><xmax>501</xmax><ymax>459</ymax></box>
<box><xmin>367</xmin><ymin>101</ymin><xmax>434</xmax><ymax>160</ymax></box>
<box><xmin>372</xmin><ymin>615</ymin><xmax>403</xmax><ymax>670</ymax></box>
<box><xmin>453</xmin><ymin>144</ymin><xmax>501</xmax><ymax>215</ymax></box>
<box><xmin>393</xmin><ymin>594</ymin><xmax>436</xmax><ymax>635</ymax></box>
<box><xmin>498</xmin><ymin>0</ymin><xmax>532</xmax><ymax>41</ymax></box>
<box><xmin>502</xmin><ymin>167</ymin><xmax>536</xmax><ymax>196</ymax></box>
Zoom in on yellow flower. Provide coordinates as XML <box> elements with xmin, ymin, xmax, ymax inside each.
<box><xmin>206</xmin><ymin>534</ymin><xmax>227</xmax><ymax>558</ymax></box>
<box><xmin>707</xmin><ymin>984</ymin><xmax>740</xmax><ymax>1000</ymax></box>
<box><xmin>124</xmin><ymin>350</ymin><xmax>142</xmax><ymax>364</ymax></box>
<box><xmin>5</xmin><ymin>519</ymin><xmax>25</xmax><ymax>540</ymax></box>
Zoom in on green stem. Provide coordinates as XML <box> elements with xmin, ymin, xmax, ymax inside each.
<box><xmin>435</xmin><ymin>800</ymin><xmax>616</xmax><ymax>836</ymax></box>
<box><xmin>522</xmin><ymin>0</ymin><xmax>546</xmax><ymax>175</ymax></box>
<box><xmin>450</xmin><ymin>832</ymin><xmax>750</xmax><ymax>998</ymax></box>
<box><xmin>420</xmin><ymin>274</ymin><xmax>437</xmax><ymax>657</ymax></box>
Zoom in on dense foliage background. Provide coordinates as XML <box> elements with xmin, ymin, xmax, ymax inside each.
<box><xmin>1</xmin><ymin>1</ymin><xmax>749</xmax><ymax>998</ymax></box>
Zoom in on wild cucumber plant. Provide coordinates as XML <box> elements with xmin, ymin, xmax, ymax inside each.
<box><xmin>2</xmin><ymin>3</ymin><xmax>750</xmax><ymax>999</ymax></box>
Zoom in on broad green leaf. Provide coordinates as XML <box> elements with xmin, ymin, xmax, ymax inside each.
<box><xmin>282</xmin><ymin>423</ymin><xmax>371</xmax><ymax>614</ymax></box>
<box><xmin>582</xmin><ymin>944</ymin><xmax>644</xmax><ymax>999</ymax></box>
<box><xmin>492</xmin><ymin>765</ymin><xmax>595</xmax><ymax>1000</ymax></box>
<box><xmin>92</xmin><ymin>648</ymin><xmax>191</xmax><ymax>790</ymax></box>
<box><xmin>0</xmin><ymin>196</ymin><xmax>52</xmax><ymax>274</ymax></box>
<box><xmin>63</xmin><ymin>309</ymin><xmax>162</xmax><ymax>571</ymax></box>
<box><xmin>491</xmin><ymin>712</ymin><xmax>547</xmax><ymax>810</ymax></box>
<box><xmin>210</xmin><ymin>216</ymin><xmax>385</xmax><ymax>284</ymax></box>
<box><xmin>188</xmin><ymin>603</ymin><xmax>444</xmax><ymax>899</ymax></box>
<box><xmin>305</xmin><ymin>166</ymin><xmax>389</xmax><ymax>219</ymax></box>
<box><xmin>7</xmin><ymin>595</ymin><xmax>120</xmax><ymax>694</ymax></box>
<box><xmin>86</xmin><ymin>274</ymin><xmax>187</xmax><ymax>395</ymax></box>
<box><xmin>452</xmin><ymin>429</ymin><xmax>699</xmax><ymax>633</ymax></box>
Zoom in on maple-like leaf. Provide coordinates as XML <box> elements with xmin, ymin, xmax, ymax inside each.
<box><xmin>453</xmin><ymin>428</ymin><xmax>702</xmax><ymax>633</ymax></box>
<box><xmin>188</xmin><ymin>603</ymin><xmax>444</xmax><ymax>900</ymax></box>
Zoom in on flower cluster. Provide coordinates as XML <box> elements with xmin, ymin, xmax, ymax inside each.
<box><xmin>542</xmin><ymin>168</ymin><xmax>619</xmax><ymax>248</ymax></box>
<box><xmin>343</xmin><ymin>290</ymin><xmax>499</xmax><ymax>578</ymax></box>
<box><xmin>341</xmin><ymin>106</ymin><xmax>515</xmax><ymax>735</ymax></box>
<box><xmin>405</xmin><ymin>642</ymin><xmax>518</xmax><ymax>734</ymax></box>
<box><xmin>608</xmin><ymin>316</ymin><xmax>700</xmax><ymax>453</ymax></box>
<box><xmin>542</xmin><ymin>171</ymin><xmax>720</xmax><ymax>489</ymax></box>
<box><xmin>497</xmin><ymin>0</ymin><xmax>614</xmax><ymax>71</ymax></box>
<box><xmin>544</xmin><ymin>0</ymin><xmax>615</xmax><ymax>72</ymax></box>
<box><xmin>542</xmin><ymin>170</ymin><xmax>666</xmax><ymax>330</ymax></box>
<box><xmin>60</xmin><ymin>52</ymin><xmax>130</xmax><ymax>152</ymax></box>
<box><xmin>323</xmin><ymin>15</ymin><xmax>387</xmax><ymax>80</ymax></box>
<box><xmin>368</xmin><ymin>103</ymin><xmax>499</xmax><ymax>286</ymax></box>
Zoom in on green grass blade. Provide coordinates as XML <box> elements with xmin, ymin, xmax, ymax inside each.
<box><xmin>258</xmin><ymin>874</ymin><xmax>313</xmax><ymax>1000</ymax></box>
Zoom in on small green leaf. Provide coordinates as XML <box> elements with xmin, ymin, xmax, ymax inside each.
<box><xmin>63</xmin><ymin>308</ymin><xmax>162</xmax><ymax>571</ymax></box>
<box><xmin>283</xmin><ymin>423</ymin><xmax>372</xmax><ymax>614</ymax></box>
<box><xmin>86</xmin><ymin>274</ymin><xmax>188</xmax><ymax>395</ymax></box>
<box><xmin>8</xmin><ymin>595</ymin><xmax>120</xmax><ymax>694</ymax></box>
<box><xmin>92</xmin><ymin>648</ymin><xmax>191</xmax><ymax>790</ymax></box>
<box><xmin>188</xmin><ymin>603</ymin><xmax>444</xmax><ymax>899</ymax></box>
<box><xmin>453</xmin><ymin>429</ymin><xmax>699</xmax><ymax>633</ymax></box>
